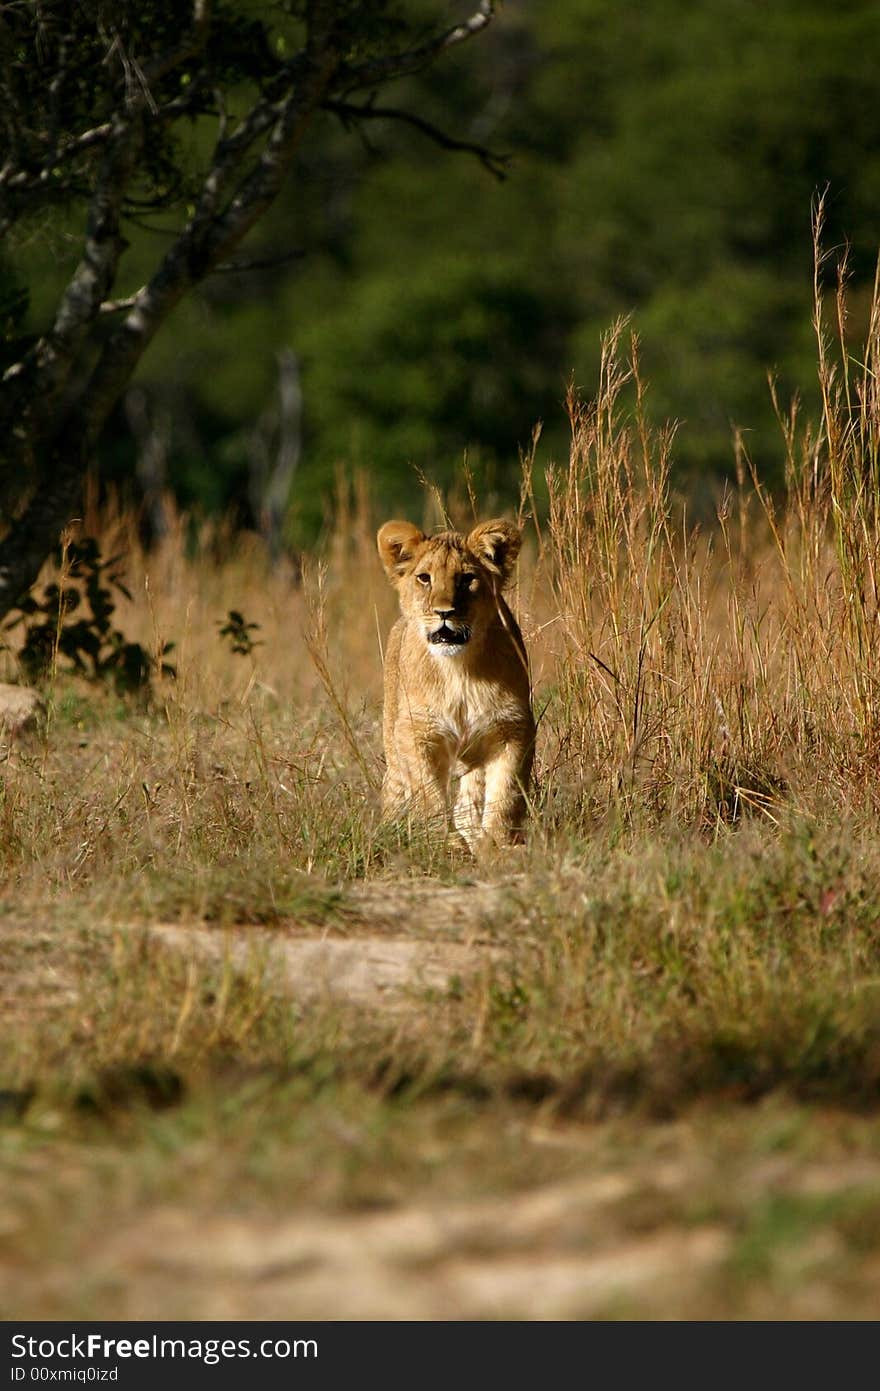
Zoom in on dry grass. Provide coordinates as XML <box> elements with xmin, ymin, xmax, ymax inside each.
<box><xmin>3</xmin><ymin>214</ymin><xmax>880</xmax><ymax>1318</ymax></box>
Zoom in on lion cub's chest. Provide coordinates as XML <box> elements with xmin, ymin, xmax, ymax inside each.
<box><xmin>422</xmin><ymin>665</ymin><xmax>508</xmax><ymax>769</ymax></box>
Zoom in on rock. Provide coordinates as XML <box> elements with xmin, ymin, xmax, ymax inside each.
<box><xmin>0</xmin><ymin>682</ymin><xmax>45</xmax><ymax>738</ymax></box>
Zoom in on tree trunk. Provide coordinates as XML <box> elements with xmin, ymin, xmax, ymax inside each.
<box><xmin>0</xmin><ymin>449</ymin><xmax>87</xmax><ymax>613</ymax></box>
<box><xmin>247</xmin><ymin>347</ymin><xmax>302</xmax><ymax>560</ymax></box>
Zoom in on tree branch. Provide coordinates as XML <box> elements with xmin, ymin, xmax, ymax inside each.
<box><xmin>0</xmin><ymin>2</ymin><xmax>216</xmax><ymax>435</ymax></box>
<box><xmin>325</xmin><ymin>98</ymin><xmax>509</xmax><ymax>180</ymax></box>
<box><xmin>98</xmin><ymin>246</ymin><xmax>306</xmax><ymax>313</ymax></box>
<box><xmin>0</xmin><ymin>110</ymin><xmax>144</xmax><ymax>471</ymax></box>
<box><xmin>0</xmin><ymin>81</ymin><xmax>212</xmax><ymax>230</ymax></box>
<box><xmin>341</xmin><ymin>0</ymin><xmax>494</xmax><ymax>89</ymax></box>
<box><xmin>212</xmin><ymin>247</ymin><xmax>306</xmax><ymax>276</ymax></box>
<box><xmin>77</xmin><ymin>49</ymin><xmax>341</xmax><ymax>450</ymax></box>
<box><xmin>0</xmin><ymin>2</ymin><xmax>213</xmax><ymax>225</ymax></box>
<box><xmin>140</xmin><ymin>0</ymin><xmax>211</xmax><ymax>87</ymax></box>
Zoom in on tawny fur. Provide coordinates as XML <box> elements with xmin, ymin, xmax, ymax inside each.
<box><xmin>377</xmin><ymin>518</ymin><xmax>535</xmax><ymax>850</ymax></box>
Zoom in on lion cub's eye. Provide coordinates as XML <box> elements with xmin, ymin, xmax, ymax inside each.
<box><xmin>416</xmin><ymin>572</ymin><xmax>431</xmax><ymax>586</ymax></box>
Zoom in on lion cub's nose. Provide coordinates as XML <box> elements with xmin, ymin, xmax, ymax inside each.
<box><xmin>433</xmin><ymin>606</ymin><xmax>455</xmax><ymax>619</ymax></box>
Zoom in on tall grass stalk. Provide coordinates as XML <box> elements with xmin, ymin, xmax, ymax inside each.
<box><xmin>538</xmin><ymin>228</ymin><xmax>880</xmax><ymax>830</ymax></box>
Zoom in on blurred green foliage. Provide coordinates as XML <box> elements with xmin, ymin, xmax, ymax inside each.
<box><xmin>13</xmin><ymin>0</ymin><xmax>880</xmax><ymax>540</ymax></box>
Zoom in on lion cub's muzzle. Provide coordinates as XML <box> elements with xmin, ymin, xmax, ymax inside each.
<box><xmin>427</xmin><ymin>621</ymin><xmax>471</xmax><ymax>648</ymax></box>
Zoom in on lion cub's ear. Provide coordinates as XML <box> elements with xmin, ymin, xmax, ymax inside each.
<box><xmin>466</xmin><ymin>519</ymin><xmax>522</xmax><ymax>585</ymax></box>
<box><xmin>377</xmin><ymin>520</ymin><xmax>426</xmax><ymax>581</ymax></box>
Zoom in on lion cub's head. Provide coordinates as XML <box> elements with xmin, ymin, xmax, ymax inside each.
<box><xmin>377</xmin><ymin>518</ymin><xmax>522</xmax><ymax>657</ymax></box>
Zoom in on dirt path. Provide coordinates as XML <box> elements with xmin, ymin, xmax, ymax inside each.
<box><xmin>8</xmin><ymin>882</ymin><xmax>880</xmax><ymax>1319</ymax></box>
<box><xmin>150</xmin><ymin>878</ymin><xmax>511</xmax><ymax>1009</ymax></box>
<box><xmin>14</xmin><ymin>1145</ymin><xmax>880</xmax><ymax>1318</ymax></box>
<box><xmin>39</xmin><ymin>1174</ymin><xmax>730</xmax><ymax>1319</ymax></box>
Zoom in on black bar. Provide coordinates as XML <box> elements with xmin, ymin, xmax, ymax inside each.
<box><xmin>1</xmin><ymin>1320</ymin><xmax>866</xmax><ymax>1388</ymax></box>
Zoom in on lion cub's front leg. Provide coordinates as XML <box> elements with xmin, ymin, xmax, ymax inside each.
<box><xmin>452</xmin><ymin>767</ymin><xmax>486</xmax><ymax>851</ymax></box>
<box><xmin>382</xmin><ymin>710</ymin><xmax>454</xmax><ymax>832</ymax></box>
<box><xmin>476</xmin><ymin>738</ymin><xmax>533</xmax><ymax>848</ymax></box>
<box><xmin>380</xmin><ymin>617</ymin><xmax>449</xmax><ymax>830</ymax></box>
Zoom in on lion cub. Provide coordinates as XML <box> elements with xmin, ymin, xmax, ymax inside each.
<box><xmin>377</xmin><ymin>518</ymin><xmax>535</xmax><ymax>850</ymax></box>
